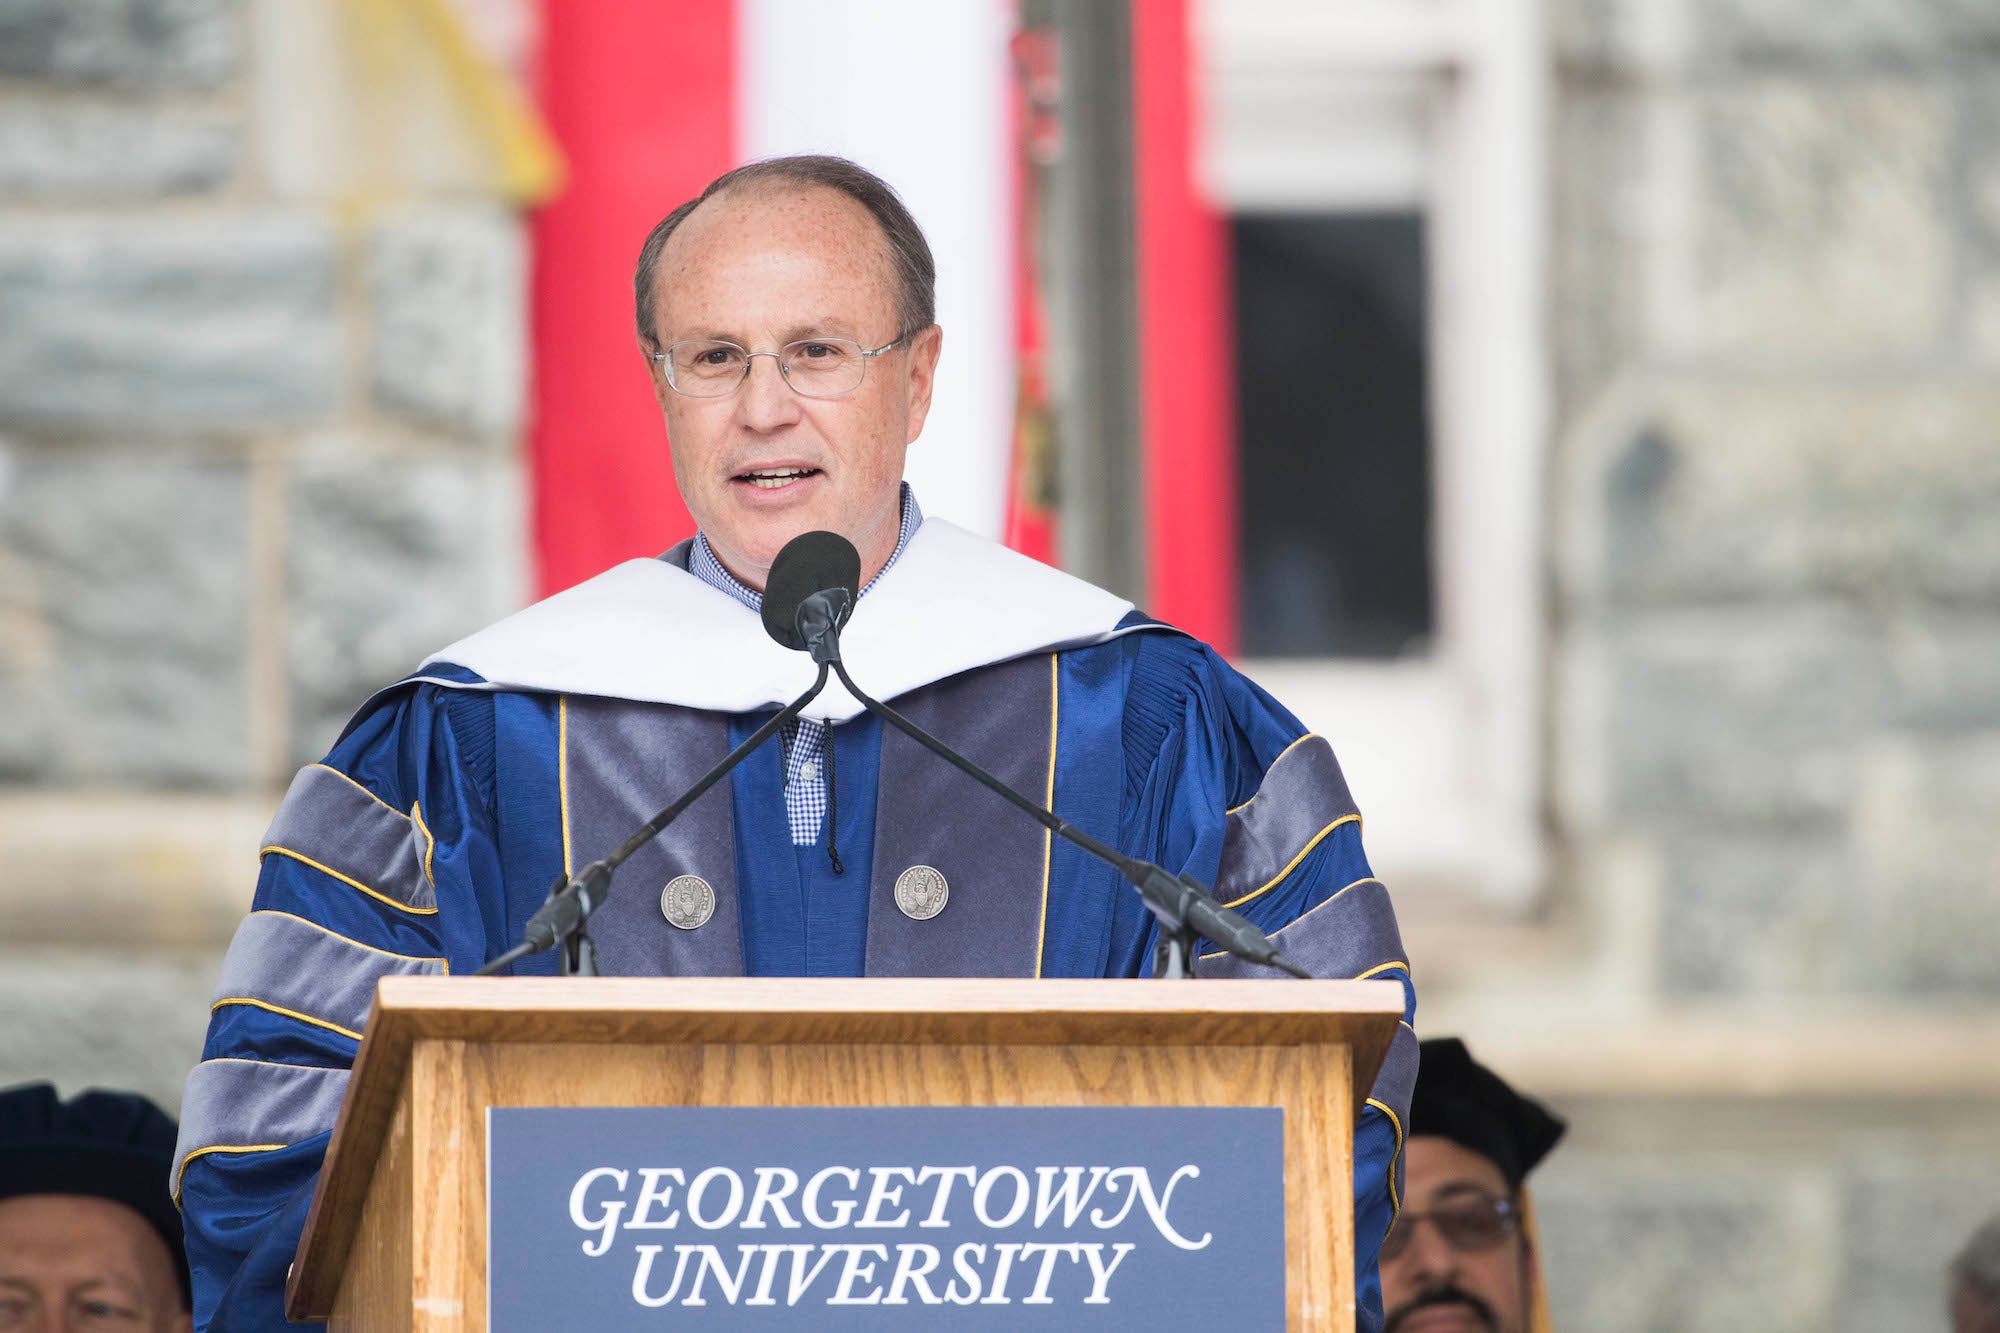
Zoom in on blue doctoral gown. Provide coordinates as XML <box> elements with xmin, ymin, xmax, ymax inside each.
<box><xmin>175</xmin><ymin>523</ymin><xmax>1417</xmax><ymax>1331</ymax></box>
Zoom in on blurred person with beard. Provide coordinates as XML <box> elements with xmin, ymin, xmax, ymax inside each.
<box><xmin>1382</xmin><ymin>1038</ymin><xmax>1564</xmax><ymax>1333</ymax></box>
<box><xmin>0</xmin><ymin>1083</ymin><xmax>193</xmax><ymax>1333</ymax></box>
<box><xmin>1954</xmin><ymin>1215</ymin><xmax>2000</xmax><ymax>1333</ymax></box>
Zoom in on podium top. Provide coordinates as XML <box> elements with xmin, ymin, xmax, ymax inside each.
<box><xmin>344</xmin><ymin>975</ymin><xmax>1405</xmax><ymax>1121</ymax></box>
<box><xmin>367</xmin><ymin>973</ymin><xmax>1403</xmax><ymax>1040</ymax></box>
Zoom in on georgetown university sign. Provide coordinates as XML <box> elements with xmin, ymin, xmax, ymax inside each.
<box><xmin>488</xmin><ymin>1106</ymin><xmax>1285</xmax><ymax>1328</ymax></box>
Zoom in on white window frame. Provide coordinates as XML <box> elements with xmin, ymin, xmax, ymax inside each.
<box><xmin>1197</xmin><ymin>0</ymin><xmax>1549</xmax><ymax>911</ymax></box>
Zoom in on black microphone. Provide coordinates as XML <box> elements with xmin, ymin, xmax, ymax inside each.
<box><xmin>762</xmin><ymin>529</ymin><xmax>858</xmax><ymax>662</ymax></box>
<box><xmin>476</xmin><ymin>533</ymin><xmax>855</xmax><ymax>977</ymax></box>
<box><xmin>767</xmin><ymin>532</ymin><xmax>1309</xmax><ymax>980</ymax></box>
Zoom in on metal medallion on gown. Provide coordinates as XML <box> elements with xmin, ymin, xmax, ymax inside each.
<box><xmin>893</xmin><ymin>865</ymin><xmax>949</xmax><ymax>920</ymax></box>
<box><xmin>660</xmin><ymin>874</ymin><xmax>716</xmax><ymax>930</ymax></box>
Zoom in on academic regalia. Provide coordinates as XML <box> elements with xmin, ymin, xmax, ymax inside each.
<box><xmin>175</xmin><ymin>519</ymin><xmax>1418</xmax><ymax>1332</ymax></box>
<box><xmin>0</xmin><ymin>1082</ymin><xmax>192</xmax><ymax>1312</ymax></box>
<box><xmin>1408</xmin><ymin>1038</ymin><xmax>1566</xmax><ymax>1333</ymax></box>
<box><xmin>1408</xmin><ymin>1039</ymin><xmax>1563</xmax><ymax>1192</ymax></box>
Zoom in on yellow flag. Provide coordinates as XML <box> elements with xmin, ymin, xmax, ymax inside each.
<box><xmin>264</xmin><ymin>0</ymin><xmax>564</xmax><ymax>215</ymax></box>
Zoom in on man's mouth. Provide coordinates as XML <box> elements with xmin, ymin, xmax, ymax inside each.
<box><xmin>735</xmin><ymin>466</ymin><xmax>822</xmax><ymax>491</ymax></box>
<box><xmin>1385</xmin><ymin>1286</ymin><xmax>1500</xmax><ymax>1333</ymax></box>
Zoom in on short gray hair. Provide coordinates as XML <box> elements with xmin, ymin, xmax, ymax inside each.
<box><xmin>633</xmin><ymin>154</ymin><xmax>936</xmax><ymax>355</ymax></box>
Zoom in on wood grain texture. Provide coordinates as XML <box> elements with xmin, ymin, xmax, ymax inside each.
<box><xmin>410</xmin><ymin>1040</ymin><xmax>477</xmax><ymax>1331</ymax></box>
<box><xmin>327</xmin><ymin>1089</ymin><xmax>411</xmax><ymax>1332</ymax></box>
<box><xmin>293</xmin><ymin>977</ymin><xmax>1404</xmax><ymax>1330</ymax></box>
<box><xmin>289</xmin><ymin>974</ymin><xmax>424</xmax><ymax>1319</ymax></box>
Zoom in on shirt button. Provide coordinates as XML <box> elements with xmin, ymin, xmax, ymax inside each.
<box><xmin>800</xmin><ymin>761</ymin><xmax>820</xmax><ymax>782</ymax></box>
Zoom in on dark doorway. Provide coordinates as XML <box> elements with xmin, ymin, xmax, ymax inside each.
<box><xmin>1232</xmin><ymin>213</ymin><xmax>1434</xmax><ymax>658</ymax></box>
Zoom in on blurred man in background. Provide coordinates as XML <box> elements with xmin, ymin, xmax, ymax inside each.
<box><xmin>1382</xmin><ymin>1038</ymin><xmax>1564</xmax><ymax>1333</ymax></box>
<box><xmin>0</xmin><ymin>1084</ymin><xmax>192</xmax><ymax>1333</ymax></box>
<box><xmin>1955</xmin><ymin>1215</ymin><xmax>2000</xmax><ymax>1333</ymax></box>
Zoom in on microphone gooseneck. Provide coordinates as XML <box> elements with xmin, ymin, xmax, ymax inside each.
<box><xmin>476</xmin><ymin>532</ymin><xmax>862</xmax><ymax>977</ymax></box>
<box><xmin>475</xmin><ymin>659</ymin><xmax>830</xmax><ymax>977</ymax></box>
<box><xmin>825</xmin><ymin>656</ymin><xmax>1307</xmax><ymax>979</ymax></box>
<box><xmin>773</xmin><ymin>532</ymin><xmax>1309</xmax><ymax>981</ymax></box>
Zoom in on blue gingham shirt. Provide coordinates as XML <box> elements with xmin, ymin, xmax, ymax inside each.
<box><xmin>687</xmin><ymin>484</ymin><xmax>922</xmax><ymax>846</ymax></box>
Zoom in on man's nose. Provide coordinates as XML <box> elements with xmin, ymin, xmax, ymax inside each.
<box><xmin>1403</xmin><ymin>1216</ymin><xmax>1462</xmax><ymax>1283</ymax></box>
<box><xmin>734</xmin><ymin>352</ymin><xmax>803</xmax><ymax>431</ymax></box>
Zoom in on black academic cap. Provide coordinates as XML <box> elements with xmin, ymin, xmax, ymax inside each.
<box><xmin>1410</xmin><ymin>1038</ymin><xmax>1566</xmax><ymax>1190</ymax></box>
<box><xmin>0</xmin><ymin>1081</ymin><xmax>191</xmax><ymax>1309</ymax></box>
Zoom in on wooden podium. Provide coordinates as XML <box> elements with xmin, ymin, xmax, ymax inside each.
<box><xmin>286</xmin><ymin>976</ymin><xmax>1404</xmax><ymax>1331</ymax></box>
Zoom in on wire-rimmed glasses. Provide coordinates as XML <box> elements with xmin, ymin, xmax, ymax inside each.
<box><xmin>652</xmin><ymin>334</ymin><xmax>908</xmax><ymax>399</ymax></box>
<box><xmin>1380</xmin><ymin>1192</ymin><xmax>1519</xmax><ymax>1261</ymax></box>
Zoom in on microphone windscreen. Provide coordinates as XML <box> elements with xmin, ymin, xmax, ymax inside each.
<box><xmin>761</xmin><ymin>530</ymin><xmax>862</xmax><ymax>650</ymax></box>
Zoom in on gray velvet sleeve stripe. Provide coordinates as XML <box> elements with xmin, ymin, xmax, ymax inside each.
<box><xmin>1365</xmin><ymin>1022</ymin><xmax>1420</xmax><ymax>1221</ymax></box>
<box><xmin>210</xmin><ymin>910</ymin><xmax>447</xmax><ymax>1040</ymax></box>
<box><xmin>1197</xmin><ymin>877</ymin><xmax>1406</xmax><ymax>981</ymax></box>
<box><xmin>260</xmin><ymin>763</ymin><xmax>438</xmax><ymax>914</ymax></box>
<box><xmin>171</xmin><ymin>1058</ymin><xmax>350</xmax><ymax>1199</ymax></box>
<box><xmin>1215</xmin><ymin>735</ymin><xmax>1361</xmax><ymax>908</ymax></box>
<box><xmin>1368</xmin><ymin>1021</ymin><xmax>1419</xmax><ymax>1121</ymax></box>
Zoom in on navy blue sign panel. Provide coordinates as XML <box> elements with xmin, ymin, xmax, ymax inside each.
<box><xmin>488</xmin><ymin>1106</ymin><xmax>1285</xmax><ymax>1330</ymax></box>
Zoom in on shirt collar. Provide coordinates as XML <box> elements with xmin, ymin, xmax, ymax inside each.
<box><xmin>687</xmin><ymin>482</ymin><xmax>922</xmax><ymax>614</ymax></box>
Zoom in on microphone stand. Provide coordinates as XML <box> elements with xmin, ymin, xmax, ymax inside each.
<box><xmin>796</xmin><ymin>600</ymin><xmax>1307</xmax><ymax>981</ymax></box>
<box><xmin>474</xmin><ymin>661</ymin><xmax>833</xmax><ymax>977</ymax></box>
<box><xmin>474</xmin><ymin>536</ymin><xmax>1307</xmax><ymax>980</ymax></box>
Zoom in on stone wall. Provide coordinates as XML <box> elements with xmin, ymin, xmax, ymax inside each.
<box><xmin>1451</xmin><ymin>0</ymin><xmax>2000</xmax><ymax>1325</ymax></box>
<box><xmin>0</xmin><ymin>0</ymin><xmax>526</xmax><ymax>1104</ymax></box>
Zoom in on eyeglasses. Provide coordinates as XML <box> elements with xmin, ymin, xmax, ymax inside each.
<box><xmin>1379</xmin><ymin>1193</ymin><xmax>1519</xmax><ymax>1262</ymax></box>
<box><xmin>652</xmin><ymin>334</ymin><xmax>909</xmax><ymax>399</ymax></box>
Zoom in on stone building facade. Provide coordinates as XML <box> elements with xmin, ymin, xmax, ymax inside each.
<box><xmin>1508</xmin><ymin>1</ymin><xmax>2000</xmax><ymax>1325</ymax></box>
<box><xmin>0</xmin><ymin>0</ymin><xmax>525</xmax><ymax>1099</ymax></box>
<box><xmin>0</xmin><ymin>0</ymin><xmax>1994</xmax><ymax>1328</ymax></box>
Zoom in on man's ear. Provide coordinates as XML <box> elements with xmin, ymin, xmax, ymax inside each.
<box><xmin>902</xmin><ymin>323</ymin><xmax>944</xmax><ymax>444</ymax></box>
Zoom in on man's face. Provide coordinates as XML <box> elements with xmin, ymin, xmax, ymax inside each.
<box><xmin>646</xmin><ymin>183</ymin><xmax>942</xmax><ymax>591</ymax></box>
<box><xmin>1380</xmin><ymin>1137</ymin><xmax>1532</xmax><ymax>1333</ymax></box>
<box><xmin>0</xmin><ymin>1195</ymin><xmax>190</xmax><ymax>1332</ymax></box>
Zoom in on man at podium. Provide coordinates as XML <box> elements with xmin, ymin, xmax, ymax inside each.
<box><xmin>176</xmin><ymin>155</ymin><xmax>1417</xmax><ymax>1331</ymax></box>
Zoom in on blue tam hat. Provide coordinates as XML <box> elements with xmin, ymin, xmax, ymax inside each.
<box><xmin>0</xmin><ymin>1082</ymin><xmax>191</xmax><ymax>1310</ymax></box>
